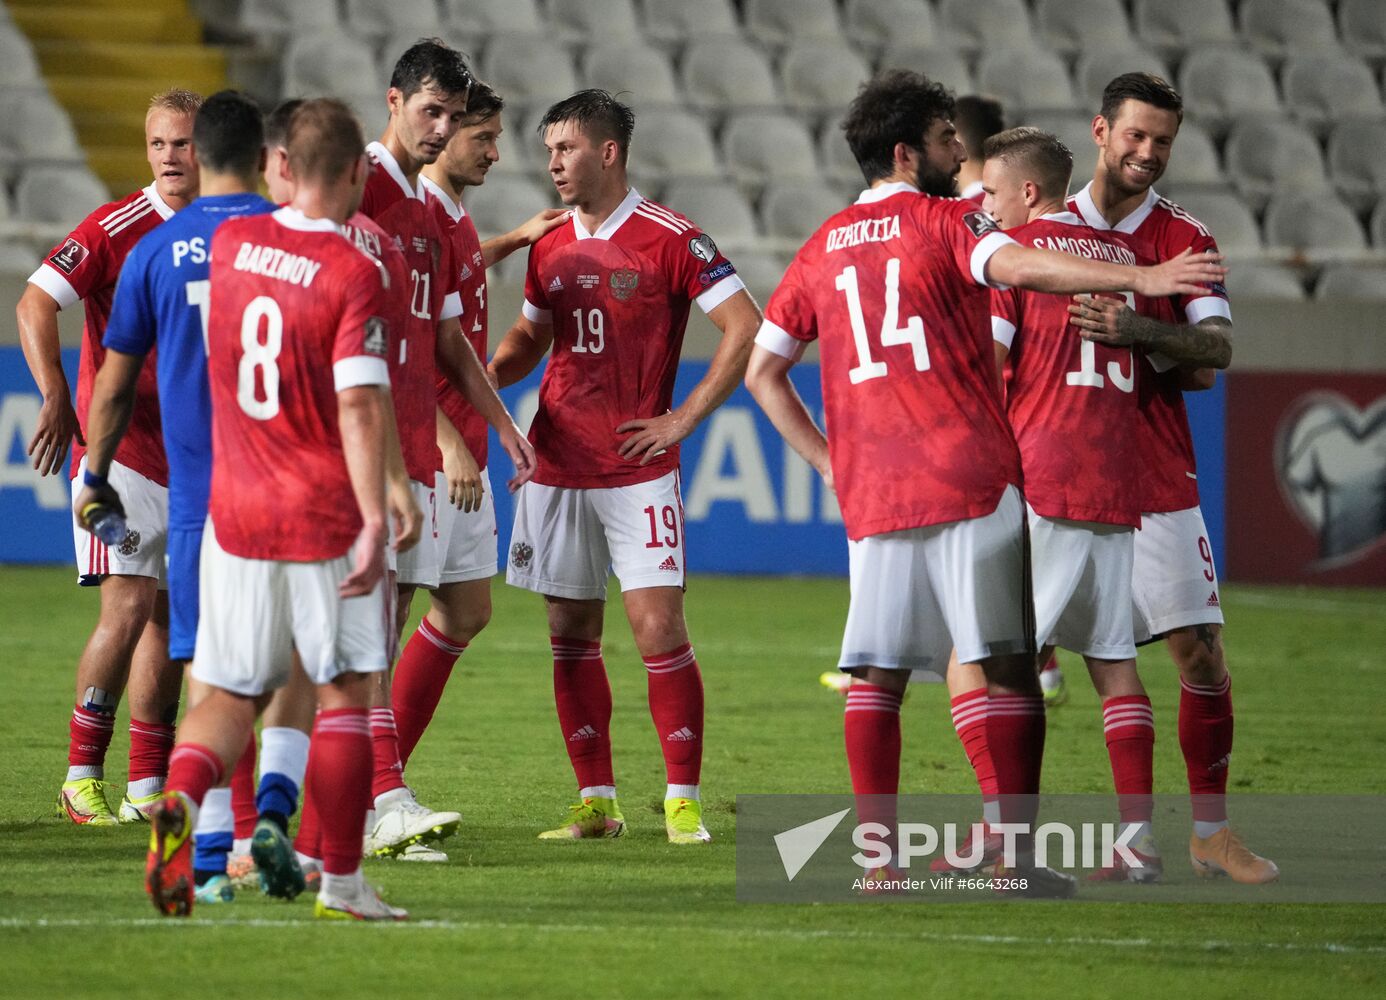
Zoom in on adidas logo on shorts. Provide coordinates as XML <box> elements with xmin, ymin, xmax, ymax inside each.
<box><xmin>568</xmin><ymin>725</ymin><xmax>600</xmax><ymax>742</ymax></box>
<box><xmin>657</xmin><ymin>556</ymin><xmax>678</xmax><ymax>572</ymax></box>
<box><xmin>1206</xmin><ymin>592</ymin><xmax>1220</xmax><ymax>607</ymax></box>
<box><xmin>666</xmin><ymin>726</ymin><xmax>697</xmax><ymax>742</ymax></box>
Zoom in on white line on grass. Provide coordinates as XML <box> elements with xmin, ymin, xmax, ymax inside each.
<box><xmin>1</xmin><ymin>917</ymin><xmax>1381</xmax><ymax>956</ymax></box>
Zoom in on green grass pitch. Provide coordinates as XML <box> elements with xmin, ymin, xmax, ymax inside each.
<box><xmin>2</xmin><ymin>567</ymin><xmax>1383</xmax><ymax>997</ymax></box>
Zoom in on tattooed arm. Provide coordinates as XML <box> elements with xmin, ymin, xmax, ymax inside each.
<box><xmin>1068</xmin><ymin>295</ymin><xmax>1233</xmax><ymax>370</ymax></box>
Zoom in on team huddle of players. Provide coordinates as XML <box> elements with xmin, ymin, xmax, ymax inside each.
<box><xmin>17</xmin><ymin>35</ymin><xmax>1277</xmax><ymax>920</ymax></box>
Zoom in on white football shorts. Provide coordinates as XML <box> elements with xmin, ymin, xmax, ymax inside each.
<box><xmin>71</xmin><ymin>456</ymin><xmax>167</xmax><ymax>587</ymax></box>
<box><xmin>837</xmin><ymin>484</ymin><xmax>1032</xmax><ymax>682</ymax></box>
<box><xmin>506</xmin><ymin>470</ymin><xmax>687</xmax><ymax>600</ymax></box>
<box><xmin>392</xmin><ymin>476</ymin><xmax>441</xmax><ymax>589</ymax></box>
<box><xmin>1132</xmin><ymin>505</ymin><xmax>1225</xmax><ymax>641</ymax></box>
<box><xmin>193</xmin><ymin>519</ymin><xmax>390</xmax><ymax>697</ymax></box>
<box><xmin>436</xmin><ymin>466</ymin><xmax>498</xmax><ymax>585</ymax></box>
<box><xmin>1027</xmin><ymin>505</ymin><xmax>1136</xmax><ymax>660</ymax></box>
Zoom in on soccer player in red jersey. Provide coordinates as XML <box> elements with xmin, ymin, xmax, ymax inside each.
<box><xmin>745</xmin><ymin>71</ymin><xmax>1225</xmax><ymax>893</ymax></box>
<box><xmin>390</xmin><ymin>81</ymin><xmax>566</xmax><ymax>788</ymax></box>
<box><xmin>17</xmin><ymin>89</ymin><xmax>201</xmax><ymax>826</ymax></box>
<box><xmin>341</xmin><ymin>40</ymin><xmax>536</xmax><ymax>862</ymax></box>
<box><xmin>145</xmin><ymin>99</ymin><xmax>408</xmax><ymax>921</ymax></box>
<box><xmin>1062</xmin><ymin>73</ymin><xmax>1277</xmax><ymax>883</ymax></box>
<box><xmin>984</xmin><ymin>127</ymin><xmax>1161</xmax><ymax>882</ymax></box>
<box><xmin>953</xmin><ymin>95</ymin><xmax>1006</xmax><ymax>207</ymax></box>
<box><xmin>490</xmin><ymin>90</ymin><xmax>765</xmax><ymax>844</ymax></box>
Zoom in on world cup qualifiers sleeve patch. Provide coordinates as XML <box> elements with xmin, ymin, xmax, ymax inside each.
<box><xmin>688</xmin><ymin>234</ymin><xmax>718</xmax><ymax>263</ymax></box>
<box><xmin>364</xmin><ymin>316</ymin><xmax>388</xmax><ymax>357</ymax></box>
<box><xmin>699</xmin><ymin>261</ymin><xmax>737</xmax><ymax>286</ymax></box>
<box><xmin>962</xmin><ymin>211</ymin><xmax>1001</xmax><ymax>239</ymax></box>
<box><xmin>50</xmin><ymin>238</ymin><xmax>89</xmax><ymax>275</ymax></box>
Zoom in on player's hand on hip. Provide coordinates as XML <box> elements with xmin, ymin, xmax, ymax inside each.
<box><xmin>498</xmin><ymin>422</ymin><xmax>536</xmax><ymax>493</ymax></box>
<box><xmin>30</xmin><ymin>394</ymin><xmax>82</xmax><ymax>477</ymax></box>
<box><xmin>72</xmin><ymin>481</ymin><xmax>124</xmax><ymax>534</ymax></box>
<box><xmin>1137</xmin><ymin>247</ymin><xmax>1227</xmax><ymax>298</ymax></box>
<box><xmin>443</xmin><ymin>436</ymin><xmax>483</xmax><ymax>512</ymax></box>
<box><xmin>1068</xmin><ymin>294</ymin><xmax>1133</xmax><ymax>345</ymax></box>
<box><xmin>388</xmin><ymin>479</ymin><xmax>424</xmax><ymax>553</ymax></box>
<box><xmin>616</xmin><ymin>411</ymin><xmax>692</xmax><ymax>465</ymax></box>
<box><xmin>341</xmin><ymin>521</ymin><xmax>387</xmax><ymax>597</ymax></box>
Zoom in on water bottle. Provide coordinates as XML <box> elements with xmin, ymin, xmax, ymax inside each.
<box><xmin>82</xmin><ymin>503</ymin><xmax>128</xmax><ymax>547</ymax></box>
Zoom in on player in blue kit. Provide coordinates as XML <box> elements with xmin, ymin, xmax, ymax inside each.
<box><xmin>74</xmin><ymin>91</ymin><xmax>285</xmax><ymax>904</ymax></box>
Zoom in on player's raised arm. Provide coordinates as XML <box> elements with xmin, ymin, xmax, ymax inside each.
<box><xmin>1068</xmin><ymin>293</ymin><xmax>1232</xmax><ymax>370</ymax></box>
<box><xmin>986</xmin><ymin>242</ymin><xmax>1227</xmax><ymax>299</ymax></box>
<box><xmin>436</xmin><ymin>316</ymin><xmax>536</xmax><ymax>490</ymax></box>
<box><xmin>617</xmin><ymin>288</ymin><xmax>763</xmax><ymax>464</ymax></box>
<box><xmin>15</xmin><ymin>284</ymin><xmax>82</xmax><ymax>476</ymax></box>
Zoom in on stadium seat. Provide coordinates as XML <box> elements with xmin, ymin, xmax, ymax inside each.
<box><xmin>682</xmin><ymin>39</ymin><xmax>781</xmax><ymax>113</ymax></box>
<box><xmin>1339</xmin><ymin>0</ymin><xmax>1386</xmax><ymax>60</ymax></box>
<box><xmin>239</xmin><ymin>0</ymin><xmax>339</xmax><ymax>35</ymax></box>
<box><xmin>661</xmin><ymin>180</ymin><xmax>759</xmax><ymax>246</ymax></box>
<box><xmin>0</xmin><ymin>89</ymin><xmax>83</xmax><ymax>163</ymax></box>
<box><xmin>843</xmin><ymin>0</ymin><xmax>939</xmax><ymax>51</ymax></box>
<box><xmin>1180</xmin><ymin>47</ymin><xmax>1281</xmax><ymax>137</ymax></box>
<box><xmin>1074</xmin><ymin>48</ymin><xmax>1173</xmax><ymax>110</ymax></box>
<box><xmin>483</xmin><ymin>34</ymin><xmax>579</xmax><ymax>112</ymax></box>
<box><xmin>1156</xmin><ymin>121</ymin><xmax>1225</xmax><ymax>189</ymax></box>
<box><xmin>583</xmin><ymin>44</ymin><xmax>680</xmax><ymax>110</ymax></box>
<box><xmin>281</xmin><ymin>31</ymin><xmax>385</xmax><ymax>125</ymax></box>
<box><xmin>442</xmin><ymin>0</ymin><xmax>543</xmax><ymax>36</ymax></box>
<box><xmin>1134</xmin><ymin>0</ymin><xmax>1236</xmax><ymax>55</ymax></box>
<box><xmin>464</xmin><ymin>174</ymin><xmax>553</xmax><ymax>237</ymax></box>
<box><xmin>625</xmin><ymin>109</ymin><xmax>722</xmax><ymax>182</ymax></box>
<box><xmin>877</xmin><ymin>45</ymin><xmax>974</xmax><ymax>94</ymax></box>
<box><xmin>1374</xmin><ymin>202</ymin><xmax>1386</xmax><ymax>248</ymax></box>
<box><xmin>1240</xmin><ymin>0</ymin><xmax>1339</xmax><ymax>59</ymax></box>
<box><xmin>15</xmin><ymin>165</ymin><xmax>109</xmax><ymax>225</ymax></box>
<box><xmin>0</xmin><ymin>240</ymin><xmax>38</xmax><ymax>276</ymax></box>
<box><xmin>1282</xmin><ymin>55</ymin><xmax>1385</xmax><ymax>137</ymax></box>
<box><xmin>1314</xmin><ymin>264</ymin><xmax>1386</xmax><ymax>301</ymax></box>
<box><xmin>639</xmin><ymin>0</ymin><xmax>740</xmax><ymax>45</ymax></box>
<box><xmin>342</xmin><ymin>0</ymin><xmax>440</xmax><ymax>41</ymax></box>
<box><xmin>547</xmin><ymin>0</ymin><xmax>643</xmax><ymax>42</ymax></box>
<box><xmin>1034</xmin><ymin>0</ymin><xmax>1132</xmax><ymax>57</ymax></box>
<box><xmin>0</xmin><ymin>22</ymin><xmax>40</xmax><ymax>86</ymax></box>
<box><xmin>1020</xmin><ymin>112</ymin><xmax>1099</xmax><ymax>190</ymax></box>
<box><xmin>1157</xmin><ymin>188</ymin><xmax>1263</xmax><ymax>256</ymax></box>
<box><xmin>938</xmin><ymin>0</ymin><xmax>1035</xmax><ymax>53</ymax></box>
<box><xmin>1328</xmin><ymin>118</ymin><xmax>1386</xmax><ymax>214</ymax></box>
<box><xmin>780</xmin><ymin>40</ymin><xmax>873</xmax><ymax>115</ymax></box>
<box><xmin>744</xmin><ymin>0</ymin><xmax>842</xmax><ymax>44</ymax></box>
<box><xmin>722</xmin><ymin>113</ymin><xmax>820</xmax><ymax>182</ymax></box>
<box><xmin>1226</xmin><ymin>262</ymin><xmax>1307</xmax><ymax>301</ymax></box>
<box><xmin>1224</xmin><ymin>117</ymin><xmax>1330</xmax><ymax>213</ymax></box>
<box><xmin>976</xmin><ymin>49</ymin><xmax>1077</xmax><ymax>116</ymax></box>
<box><xmin>818</xmin><ymin>119</ymin><xmax>863</xmax><ymax>187</ymax></box>
<box><xmin>760</xmin><ymin>179</ymin><xmax>846</xmax><ymax>243</ymax></box>
<box><xmin>726</xmin><ymin>249</ymin><xmax>789</xmax><ymax>294</ymax></box>
<box><xmin>1263</xmin><ymin>191</ymin><xmax>1368</xmax><ymax>255</ymax></box>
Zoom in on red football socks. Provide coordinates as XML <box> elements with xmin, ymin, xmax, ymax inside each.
<box><xmin>393</xmin><ymin>616</ymin><xmax>467</xmax><ymax>767</ymax></box>
<box><xmin>643</xmin><ymin>643</ymin><xmax>704</xmax><ymax>787</ymax></box>
<box><xmin>987</xmin><ymin>693</ymin><xmax>1046</xmax><ymax>830</ymax></box>
<box><xmin>307</xmin><ymin>709</ymin><xmax>372</xmax><ymax>876</ymax></box>
<box><xmin>230</xmin><ymin>730</ymin><xmax>257</xmax><ymax>839</ymax></box>
<box><xmin>844</xmin><ymin>683</ymin><xmax>903</xmax><ymax>848</ymax></box>
<box><xmin>1179</xmin><ymin>675</ymin><xmax>1234</xmax><ymax>824</ymax></box>
<box><xmin>369</xmin><ymin>707</ymin><xmax>407</xmax><ymax>800</ymax></box>
<box><xmin>551</xmin><ymin>637</ymin><xmax>615</xmax><ymax>790</ymax></box>
<box><xmin>1102</xmin><ymin>695</ymin><xmax>1155</xmax><ymax>825</ymax></box>
<box><xmin>127</xmin><ymin>718</ymin><xmax>175</xmax><ymax>785</ymax></box>
<box><xmin>950</xmin><ymin>688</ymin><xmax>998</xmax><ymax>798</ymax></box>
<box><xmin>67</xmin><ymin>703</ymin><xmax>114</xmax><ymax>772</ymax></box>
<box><xmin>165</xmin><ymin>743</ymin><xmax>224</xmax><ymax>808</ymax></box>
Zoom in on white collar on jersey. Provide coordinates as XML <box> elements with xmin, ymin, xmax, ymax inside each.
<box><xmin>1071</xmin><ymin>181</ymin><xmax>1159</xmax><ymax>234</ymax></box>
<box><xmin>1037</xmin><ymin>210</ymin><xmax>1085</xmax><ymax>225</ymax></box>
<box><xmin>142</xmin><ymin>183</ymin><xmax>177</xmax><ymax>221</ymax></box>
<box><xmin>367</xmin><ymin>141</ymin><xmax>425</xmax><ymax>202</ymax></box>
<box><xmin>573</xmin><ymin>187</ymin><xmax>642</xmax><ymax>241</ymax></box>
<box><xmin>418</xmin><ymin>174</ymin><xmax>466</xmax><ymax>222</ymax></box>
<box><xmin>856</xmin><ymin>180</ymin><xmax>919</xmax><ymax>205</ymax></box>
<box><xmin>272</xmin><ymin>206</ymin><xmax>344</xmax><ymax>233</ymax></box>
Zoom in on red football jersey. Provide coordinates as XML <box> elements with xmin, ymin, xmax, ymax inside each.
<box><xmin>421</xmin><ymin>176</ymin><xmax>489</xmax><ymax>470</ymax></box>
<box><xmin>359</xmin><ymin>142</ymin><xmax>462</xmax><ymax>484</ymax></box>
<box><xmin>206</xmin><ymin>208</ymin><xmax>392</xmax><ymax>561</ymax></box>
<box><xmin>341</xmin><ymin>208</ymin><xmax>410</xmax><ymax>410</ymax></box>
<box><xmin>29</xmin><ymin>184</ymin><xmax>176</xmax><ymax>484</ymax></box>
<box><xmin>1067</xmin><ymin>183</ymin><xmax>1232</xmax><ymax>513</ymax></box>
<box><xmin>759</xmin><ymin>181</ymin><xmax>1021</xmax><ymax>540</ymax></box>
<box><xmin>521</xmin><ymin>188</ymin><xmax>745</xmax><ymax>488</ymax></box>
<box><xmin>992</xmin><ymin>212</ymin><xmax>1152</xmax><ymax>527</ymax></box>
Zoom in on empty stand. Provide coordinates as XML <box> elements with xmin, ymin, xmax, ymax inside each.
<box><xmin>722</xmin><ymin>113</ymin><xmax>819</xmax><ymax>181</ymax></box>
<box><xmin>442</xmin><ymin>0</ymin><xmax>543</xmax><ymax>37</ymax></box>
<box><xmin>1034</xmin><ymin>0</ymin><xmax>1131</xmax><ymax>57</ymax></box>
<box><xmin>877</xmin><ymin>44</ymin><xmax>974</xmax><ymax>94</ymax></box>
<box><xmin>483</xmin><ymin>33</ymin><xmax>579</xmax><ymax>112</ymax></box>
<box><xmin>280</xmin><ymin>31</ymin><xmax>383</xmax><ymax>124</ymax></box>
<box><xmin>1021</xmin><ymin>112</ymin><xmax>1099</xmax><ymax>189</ymax></box>
<box><xmin>939</xmin><ymin>0</ymin><xmax>1035</xmax><ymax>53</ymax></box>
<box><xmin>0</xmin><ymin>88</ymin><xmax>83</xmax><ymax>163</ymax></box>
<box><xmin>463</xmin><ymin>174</ymin><xmax>553</xmax><ymax>237</ymax></box>
<box><xmin>1224</xmin><ymin>117</ymin><xmax>1330</xmax><ymax>212</ymax></box>
<box><xmin>1315</xmin><ymin>264</ymin><xmax>1386</xmax><ymax>301</ymax></box>
<box><xmin>1158</xmin><ymin>188</ymin><xmax>1263</xmax><ymax>256</ymax></box>
<box><xmin>0</xmin><ymin>21</ymin><xmax>41</xmax><ymax>86</ymax></box>
<box><xmin>682</xmin><ymin>39</ymin><xmax>780</xmax><ymax>113</ymax></box>
<box><xmin>780</xmin><ymin>40</ymin><xmax>872</xmax><ymax>115</ymax></box>
<box><xmin>1157</xmin><ymin>121</ymin><xmax>1225</xmax><ymax>189</ymax></box>
<box><xmin>1074</xmin><ymin>48</ymin><xmax>1173</xmax><ymax>109</ymax></box>
<box><xmin>976</xmin><ymin>48</ymin><xmax>1076</xmax><ymax>115</ymax></box>
<box><xmin>238</xmin><ymin>0</ymin><xmax>339</xmax><ymax>36</ymax></box>
<box><xmin>662</xmin><ymin>180</ymin><xmax>759</xmax><ymax>245</ymax></box>
<box><xmin>639</xmin><ymin>0</ymin><xmax>740</xmax><ymax>44</ymax></box>
<box><xmin>342</xmin><ymin>0</ymin><xmax>439</xmax><ymax>42</ymax></box>
<box><xmin>1281</xmin><ymin>54</ymin><xmax>1385</xmax><ymax>137</ymax></box>
<box><xmin>1339</xmin><ymin>0</ymin><xmax>1386</xmax><ymax>60</ymax></box>
<box><xmin>548</xmin><ymin>0</ymin><xmax>643</xmax><ymax>42</ymax></box>
<box><xmin>1328</xmin><ymin>118</ymin><xmax>1386</xmax><ymax>214</ymax></box>
<box><xmin>1180</xmin><ymin>46</ymin><xmax>1282</xmax><ymax>136</ymax></box>
<box><xmin>760</xmin><ymin>179</ymin><xmax>846</xmax><ymax>243</ymax></box>
<box><xmin>626</xmin><ymin>109</ymin><xmax>722</xmax><ymax>182</ymax></box>
<box><xmin>1264</xmin><ymin>191</ymin><xmax>1368</xmax><ymax>254</ymax></box>
<box><xmin>1241</xmin><ymin>0</ymin><xmax>1339</xmax><ymax>60</ymax></box>
<box><xmin>584</xmin><ymin>43</ymin><xmax>680</xmax><ymax>110</ymax></box>
<box><xmin>724</xmin><ymin>249</ymin><xmax>788</xmax><ymax>293</ymax></box>
<box><xmin>1227</xmin><ymin>262</ymin><xmax>1307</xmax><ymax>300</ymax></box>
<box><xmin>818</xmin><ymin>119</ymin><xmax>863</xmax><ymax>188</ymax></box>
<box><xmin>0</xmin><ymin>239</ymin><xmax>39</xmax><ymax>276</ymax></box>
<box><xmin>744</xmin><ymin>0</ymin><xmax>842</xmax><ymax>44</ymax></box>
<box><xmin>1134</xmin><ymin>0</ymin><xmax>1236</xmax><ymax>55</ymax></box>
<box><xmin>15</xmin><ymin>164</ymin><xmax>108</xmax><ymax>223</ymax></box>
<box><xmin>843</xmin><ymin>0</ymin><xmax>939</xmax><ymax>51</ymax></box>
